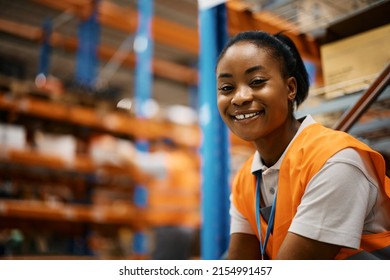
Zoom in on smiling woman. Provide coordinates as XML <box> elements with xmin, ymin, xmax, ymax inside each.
<box><xmin>216</xmin><ymin>43</ymin><xmax>297</xmax><ymax>150</ymax></box>
<box><xmin>216</xmin><ymin>30</ymin><xmax>390</xmax><ymax>260</ymax></box>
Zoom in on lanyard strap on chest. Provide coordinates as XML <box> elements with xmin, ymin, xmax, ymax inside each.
<box><xmin>254</xmin><ymin>170</ymin><xmax>277</xmax><ymax>260</ymax></box>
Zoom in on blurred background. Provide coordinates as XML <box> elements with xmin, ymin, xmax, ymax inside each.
<box><xmin>0</xmin><ymin>0</ymin><xmax>389</xmax><ymax>259</ymax></box>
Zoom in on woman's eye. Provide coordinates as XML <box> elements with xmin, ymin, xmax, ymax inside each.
<box><xmin>218</xmin><ymin>85</ymin><xmax>233</xmax><ymax>92</ymax></box>
<box><xmin>251</xmin><ymin>79</ymin><xmax>266</xmax><ymax>86</ymax></box>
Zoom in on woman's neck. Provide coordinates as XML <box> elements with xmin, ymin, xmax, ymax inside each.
<box><xmin>255</xmin><ymin>118</ymin><xmax>301</xmax><ymax>167</ymax></box>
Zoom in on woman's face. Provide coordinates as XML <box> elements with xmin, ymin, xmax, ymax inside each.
<box><xmin>216</xmin><ymin>42</ymin><xmax>296</xmax><ymax>143</ymax></box>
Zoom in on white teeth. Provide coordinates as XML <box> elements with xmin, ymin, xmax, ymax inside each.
<box><xmin>235</xmin><ymin>112</ymin><xmax>259</xmax><ymax>120</ymax></box>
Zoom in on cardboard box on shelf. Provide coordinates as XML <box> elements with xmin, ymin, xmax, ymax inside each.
<box><xmin>0</xmin><ymin>123</ymin><xmax>26</xmax><ymax>150</ymax></box>
<box><xmin>34</xmin><ymin>132</ymin><xmax>77</xmax><ymax>163</ymax></box>
<box><xmin>321</xmin><ymin>24</ymin><xmax>390</xmax><ymax>94</ymax></box>
<box><xmin>89</xmin><ymin>134</ymin><xmax>136</xmax><ymax>167</ymax></box>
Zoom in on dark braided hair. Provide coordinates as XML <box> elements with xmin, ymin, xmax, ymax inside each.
<box><xmin>217</xmin><ymin>31</ymin><xmax>310</xmax><ymax>108</ymax></box>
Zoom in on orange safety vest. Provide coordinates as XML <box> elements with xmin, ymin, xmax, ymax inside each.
<box><xmin>232</xmin><ymin>123</ymin><xmax>390</xmax><ymax>259</ymax></box>
<box><xmin>147</xmin><ymin>149</ymin><xmax>201</xmax><ymax>228</ymax></box>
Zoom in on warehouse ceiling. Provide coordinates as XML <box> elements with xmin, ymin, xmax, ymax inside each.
<box><xmin>241</xmin><ymin>0</ymin><xmax>388</xmax><ymax>36</ymax></box>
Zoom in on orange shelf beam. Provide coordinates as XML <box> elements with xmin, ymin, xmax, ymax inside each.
<box><xmin>0</xmin><ymin>146</ymin><xmax>150</xmax><ymax>184</ymax></box>
<box><xmin>0</xmin><ymin>93</ymin><xmax>202</xmax><ymax>148</ymax></box>
<box><xmin>32</xmin><ymin>0</ymin><xmax>199</xmax><ymax>55</ymax></box>
<box><xmin>0</xmin><ymin>199</ymin><xmax>146</xmax><ymax>229</ymax></box>
<box><xmin>0</xmin><ymin>17</ymin><xmax>198</xmax><ymax>85</ymax></box>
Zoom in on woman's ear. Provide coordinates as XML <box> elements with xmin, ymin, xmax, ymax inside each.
<box><xmin>287</xmin><ymin>77</ymin><xmax>297</xmax><ymax>101</ymax></box>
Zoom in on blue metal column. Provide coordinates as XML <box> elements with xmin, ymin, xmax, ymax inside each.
<box><xmin>37</xmin><ymin>19</ymin><xmax>52</xmax><ymax>76</ymax></box>
<box><xmin>133</xmin><ymin>0</ymin><xmax>154</xmax><ymax>258</ymax></box>
<box><xmin>74</xmin><ymin>2</ymin><xmax>100</xmax><ymax>256</ymax></box>
<box><xmin>75</xmin><ymin>1</ymin><xmax>100</xmax><ymax>88</ymax></box>
<box><xmin>198</xmin><ymin>2</ymin><xmax>230</xmax><ymax>260</ymax></box>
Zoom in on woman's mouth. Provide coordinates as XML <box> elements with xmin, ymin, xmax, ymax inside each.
<box><xmin>233</xmin><ymin>111</ymin><xmax>263</xmax><ymax>120</ymax></box>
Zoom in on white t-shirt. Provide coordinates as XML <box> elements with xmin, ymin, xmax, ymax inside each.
<box><xmin>230</xmin><ymin>115</ymin><xmax>390</xmax><ymax>249</ymax></box>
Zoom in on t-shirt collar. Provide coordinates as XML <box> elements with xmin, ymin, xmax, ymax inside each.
<box><xmin>251</xmin><ymin>115</ymin><xmax>317</xmax><ymax>174</ymax></box>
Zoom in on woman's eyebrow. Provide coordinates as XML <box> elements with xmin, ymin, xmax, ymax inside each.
<box><xmin>217</xmin><ymin>65</ymin><xmax>264</xmax><ymax>79</ymax></box>
<box><xmin>217</xmin><ymin>72</ymin><xmax>232</xmax><ymax>79</ymax></box>
<box><xmin>245</xmin><ymin>65</ymin><xmax>264</xmax><ymax>75</ymax></box>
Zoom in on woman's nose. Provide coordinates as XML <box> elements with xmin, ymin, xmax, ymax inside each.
<box><xmin>231</xmin><ymin>87</ymin><xmax>253</xmax><ymax>106</ymax></box>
